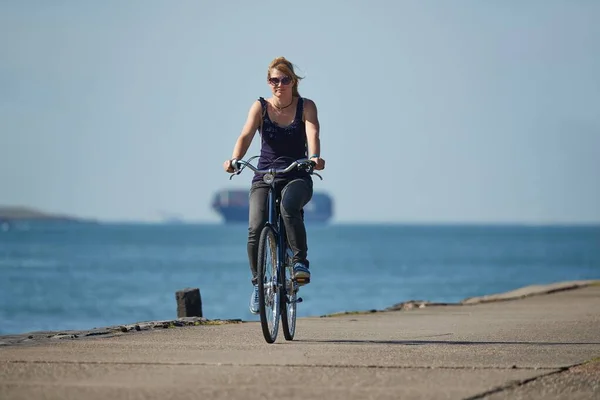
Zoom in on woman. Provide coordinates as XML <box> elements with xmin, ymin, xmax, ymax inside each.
<box><xmin>223</xmin><ymin>56</ymin><xmax>325</xmax><ymax>314</ymax></box>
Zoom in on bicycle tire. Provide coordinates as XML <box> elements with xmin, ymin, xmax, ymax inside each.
<box><xmin>280</xmin><ymin>246</ymin><xmax>297</xmax><ymax>340</ymax></box>
<box><xmin>257</xmin><ymin>225</ymin><xmax>280</xmax><ymax>343</ymax></box>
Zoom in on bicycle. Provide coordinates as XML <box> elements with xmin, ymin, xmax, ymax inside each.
<box><xmin>230</xmin><ymin>157</ymin><xmax>322</xmax><ymax>343</ymax></box>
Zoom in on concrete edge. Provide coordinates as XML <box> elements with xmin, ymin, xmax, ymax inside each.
<box><xmin>459</xmin><ymin>280</ymin><xmax>600</xmax><ymax>305</ymax></box>
<box><xmin>322</xmin><ymin>279</ymin><xmax>600</xmax><ymax>317</ymax></box>
<box><xmin>0</xmin><ymin>317</ymin><xmax>243</xmax><ymax>347</ymax></box>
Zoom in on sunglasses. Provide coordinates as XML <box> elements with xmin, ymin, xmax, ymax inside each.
<box><xmin>268</xmin><ymin>76</ymin><xmax>292</xmax><ymax>86</ymax></box>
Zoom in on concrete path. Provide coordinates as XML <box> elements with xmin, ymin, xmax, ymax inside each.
<box><xmin>1</xmin><ymin>281</ymin><xmax>599</xmax><ymax>399</ymax></box>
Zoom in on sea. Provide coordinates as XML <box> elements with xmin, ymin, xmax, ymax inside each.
<box><xmin>1</xmin><ymin>222</ymin><xmax>599</xmax><ymax>336</ymax></box>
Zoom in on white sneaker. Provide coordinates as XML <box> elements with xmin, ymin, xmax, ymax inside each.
<box><xmin>249</xmin><ymin>285</ymin><xmax>259</xmax><ymax>314</ymax></box>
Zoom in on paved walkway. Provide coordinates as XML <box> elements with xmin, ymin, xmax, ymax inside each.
<box><xmin>1</xmin><ymin>281</ymin><xmax>599</xmax><ymax>399</ymax></box>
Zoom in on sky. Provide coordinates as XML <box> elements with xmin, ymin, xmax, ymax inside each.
<box><xmin>1</xmin><ymin>0</ymin><xmax>599</xmax><ymax>224</ymax></box>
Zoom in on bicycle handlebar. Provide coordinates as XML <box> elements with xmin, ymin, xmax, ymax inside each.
<box><xmin>229</xmin><ymin>158</ymin><xmax>322</xmax><ymax>181</ymax></box>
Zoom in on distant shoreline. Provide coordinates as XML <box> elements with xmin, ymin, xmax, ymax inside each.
<box><xmin>0</xmin><ymin>206</ymin><xmax>94</xmax><ymax>224</ymax></box>
<box><xmin>1</xmin><ymin>279</ymin><xmax>598</xmax><ymax>347</ymax></box>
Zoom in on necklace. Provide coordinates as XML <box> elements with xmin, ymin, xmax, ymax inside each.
<box><xmin>272</xmin><ymin>98</ymin><xmax>294</xmax><ymax>110</ymax></box>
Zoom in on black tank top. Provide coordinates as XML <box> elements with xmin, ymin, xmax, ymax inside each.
<box><xmin>253</xmin><ymin>97</ymin><xmax>310</xmax><ymax>184</ymax></box>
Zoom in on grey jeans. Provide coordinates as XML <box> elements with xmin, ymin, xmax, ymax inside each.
<box><xmin>247</xmin><ymin>177</ymin><xmax>313</xmax><ymax>285</ymax></box>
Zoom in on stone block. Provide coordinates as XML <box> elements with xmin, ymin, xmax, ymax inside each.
<box><xmin>175</xmin><ymin>287</ymin><xmax>202</xmax><ymax>318</ymax></box>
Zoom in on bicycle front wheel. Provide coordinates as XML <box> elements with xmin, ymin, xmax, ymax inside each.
<box><xmin>257</xmin><ymin>225</ymin><xmax>280</xmax><ymax>343</ymax></box>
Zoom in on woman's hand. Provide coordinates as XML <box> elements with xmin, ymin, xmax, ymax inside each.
<box><xmin>310</xmin><ymin>156</ymin><xmax>325</xmax><ymax>170</ymax></box>
<box><xmin>223</xmin><ymin>159</ymin><xmax>235</xmax><ymax>173</ymax></box>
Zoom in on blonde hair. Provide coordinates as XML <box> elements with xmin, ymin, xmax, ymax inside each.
<box><xmin>267</xmin><ymin>56</ymin><xmax>303</xmax><ymax>97</ymax></box>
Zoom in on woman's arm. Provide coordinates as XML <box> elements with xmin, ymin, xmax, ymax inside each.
<box><xmin>223</xmin><ymin>101</ymin><xmax>262</xmax><ymax>172</ymax></box>
<box><xmin>304</xmin><ymin>98</ymin><xmax>325</xmax><ymax>170</ymax></box>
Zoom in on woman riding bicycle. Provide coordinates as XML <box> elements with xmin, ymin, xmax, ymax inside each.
<box><xmin>223</xmin><ymin>56</ymin><xmax>325</xmax><ymax>314</ymax></box>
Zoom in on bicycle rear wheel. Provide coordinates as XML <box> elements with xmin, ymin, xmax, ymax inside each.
<box><xmin>281</xmin><ymin>246</ymin><xmax>297</xmax><ymax>340</ymax></box>
<box><xmin>257</xmin><ymin>225</ymin><xmax>280</xmax><ymax>343</ymax></box>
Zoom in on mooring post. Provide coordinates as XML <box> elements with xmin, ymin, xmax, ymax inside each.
<box><xmin>175</xmin><ymin>287</ymin><xmax>203</xmax><ymax>318</ymax></box>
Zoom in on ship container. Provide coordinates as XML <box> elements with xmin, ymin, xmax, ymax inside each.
<box><xmin>212</xmin><ymin>189</ymin><xmax>333</xmax><ymax>224</ymax></box>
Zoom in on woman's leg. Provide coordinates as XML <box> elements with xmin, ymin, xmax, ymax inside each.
<box><xmin>280</xmin><ymin>178</ymin><xmax>313</xmax><ymax>282</ymax></box>
<box><xmin>247</xmin><ymin>181</ymin><xmax>269</xmax><ymax>285</ymax></box>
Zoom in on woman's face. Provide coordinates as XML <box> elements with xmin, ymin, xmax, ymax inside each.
<box><xmin>268</xmin><ymin>68</ymin><xmax>293</xmax><ymax>97</ymax></box>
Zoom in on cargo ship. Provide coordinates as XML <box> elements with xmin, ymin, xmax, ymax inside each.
<box><xmin>212</xmin><ymin>189</ymin><xmax>334</xmax><ymax>224</ymax></box>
